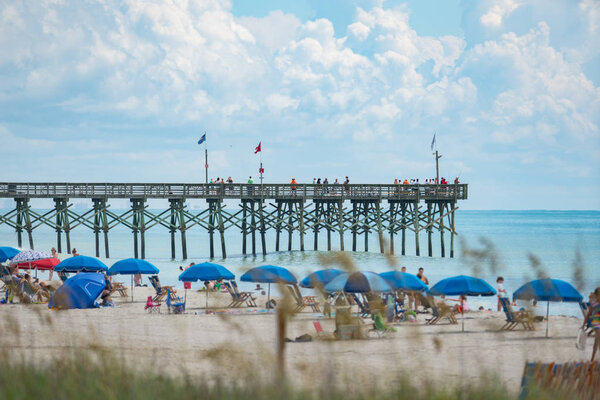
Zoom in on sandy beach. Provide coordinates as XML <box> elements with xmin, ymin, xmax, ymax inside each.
<box><xmin>0</xmin><ymin>286</ymin><xmax>591</xmax><ymax>393</ymax></box>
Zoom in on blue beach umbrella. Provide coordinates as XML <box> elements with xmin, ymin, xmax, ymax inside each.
<box><xmin>0</xmin><ymin>246</ymin><xmax>20</xmax><ymax>263</ymax></box>
<box><xmin>429</xmin><ymin>275</ymin><xmax>496</xmax><ymax>331</ymax></box>
<box><xmin>179</xmin><ymin>262</ymin><xmax>235</xmax><ymax>282</ymax></box>
<box><xmin>48</xmin><ymin>272</ymin><xmax>106</xmax><ymax>309</ymax></box>
<box><xmin>513</xmin><ymin>278</ymin><xmax>583</xmax><ymax>337</ymax></box>
<box><xmin>429</xmin><ymin>275</ymin><xmax>496</xmax><ymax>297</ymax></box>
<box><xmin>108</xmin><ymin>258</ymin><xmax>160</xmax><ymax>302</ymax></box>
<box><xmin>379</xmin><ymin>271</ymin><xmax>429</xmax><ymax>292</ymax></box>
<box><xmin>179</xmin><ymin>263</ymin><xmax>235</xmax><ymax>308</ymax></box>
<box><xmin>324</xmin><ymin>271</ymin><xmax>392</xmax><ymax>293</ymax></box>
<box><xmin>300</xmin><ymin>269</ymin><xmax>345</xmax><ymax>289</ymax></box>
<box><xmin>54</xmin><ymin>256</ymin><xmax>108</xmax><ymax>273</ymax></box>
<box><xmin>241</xmin><ymin>265</ymin><xmax>297</xmax><ymax>307</ymax></box>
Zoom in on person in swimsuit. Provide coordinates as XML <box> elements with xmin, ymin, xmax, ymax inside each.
<box><xmin>582</xmin><ymin>287</ymin><xmax>600</xmax><ymax>361</ymax></box>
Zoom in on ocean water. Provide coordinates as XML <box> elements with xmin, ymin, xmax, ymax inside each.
<box><xmin>1</xmin><ymin>209</ymin><xmax>598</xmax><ymax>316</ymax></box>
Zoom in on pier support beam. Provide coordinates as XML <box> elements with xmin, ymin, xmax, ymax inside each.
<box><xmin>92</xmin><ymin>198</ymin><xmax>110</xmax><ymax>258</ymax></box>
<box><xmin>15</xmin><ymin>198</ymin><xmax>34</xmax><ymax>250</ymax></box>
<box><xmin>131</xmin><ymin>199</ymin><xmax>146</xmax><ymax>259</ymax></box>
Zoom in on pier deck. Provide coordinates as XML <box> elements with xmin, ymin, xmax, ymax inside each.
<box><xmin>0</xmin><ymin>182</ymin><xmax>467</xmax><ymax>260</ymax></box>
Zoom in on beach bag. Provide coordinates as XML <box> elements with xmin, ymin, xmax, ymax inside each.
<box><xmin>576</xmin><ymin>327</ymin><xmax>587</xmax><ymax>351</ymax></box>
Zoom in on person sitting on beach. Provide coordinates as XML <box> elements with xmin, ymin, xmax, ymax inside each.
<box><xmin>449</xmin><ymin>295</ymin><xmax>469</xmax><ymax>313</ymax></box>
<box><xmin>100</xmin><ymin>290</ymin><xmax>114</xmax><ymax>307</ymax></box>
<box><xmin>582</xmin><ymin>287</ymin><xmax>600</xmax><ymax>362</ymax></box>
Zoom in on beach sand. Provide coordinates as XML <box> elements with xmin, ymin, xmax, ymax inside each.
<box><xmin>0</xmin><ymin>286</ymin><xmax>591</xmax><ymax>393</ymax></box>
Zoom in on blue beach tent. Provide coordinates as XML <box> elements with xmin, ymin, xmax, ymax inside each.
<box><xmin>513</xmin><ymin>278</ymin><xmax>583</xmax><ymax>337</ymax></box>
<box><xmin>54</xmin><ymin>256</ymin><xmax>108</xmax><ymax>273</ymax></box>
<box><xmin>324</xmin><ymin>271</ymin><xmax>392</xmax><ymax>293</ymax></box>
<box><xmin>379</xmin><ymin>271</ymin><xmax>428</xmax><ymax>292</ymax></box>
<box><xmin>0</xmin><ymin>246</ymin><xmax>20</xmax><ymax>263</ymax></box>
<box><xmin>300</xmin><ymin>269</ymin><xmax>345</xmax><ymax>289</ymax></box>
<box><xmin>48</xmin><ymin>272</ymin><xmax>106</xmax><ymax>309</ymax></box>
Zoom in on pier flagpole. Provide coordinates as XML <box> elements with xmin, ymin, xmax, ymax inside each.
<box><xmin>431</xmin><ymin>132</ymin><xmax>442</xmax><ymax>184</ymax></box>
<box><xmin>199</xmin><ymin>132</ymin><xmax>208</xmax><ymax>184</ymax></box>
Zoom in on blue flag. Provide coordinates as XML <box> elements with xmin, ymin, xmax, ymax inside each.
<box><xmin>198</xmin><ymin>133</ymin><xmax>206</xmax><ymax>144</ymax></box>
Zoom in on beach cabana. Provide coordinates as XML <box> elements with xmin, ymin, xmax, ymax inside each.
<box><xmin>300</xmin><ymin>269</ymin><xmax>345</xmax><ymax>289</ymax></box>
<box><xmin>513</xmin><ymin>278</ymin><xmax>583</xmax><ymax>337</ymax></box>
<box><xmin>54</xmin><ymin>256</ymin><xmax>108</xmax><ymax>273</ymax></box>
<box><xmin>108</xmin><ymin>258</ymin><xmax>160</xmax><ymax>302</ymax></box>
<box><xmin>240</xmin><ymin>265</ymin><xmax>296</xmax><ymax>307</ymax></box>
<box><xmin>178</xmin><ymin>263</ymin><xmax>235</xmax><ymax>307</ymax></box>
<box><xmin>429</xmin><ymin>275</ymin><xmax>496</xmax><ymax>331</ymax></box>
<box><xmin>48</xmin><ymin>272</ymin><xmax>106</xmax><ymax>309</ymax></box>
<box><xmin>0</xmin><ymin>246</ymin><xmax>20</xmax><ymax>263</ymax></box>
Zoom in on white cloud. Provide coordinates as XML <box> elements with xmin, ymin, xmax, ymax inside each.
<box><xmin>480</xmin><ymin>0</ymin><xmax>521</xmax><ymax>28</ymax></box>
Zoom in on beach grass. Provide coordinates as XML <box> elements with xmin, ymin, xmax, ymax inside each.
<box><xmin>0</xmin><ymin>349</ymin><xmax>569</xmax><ymax>400</ymax></box>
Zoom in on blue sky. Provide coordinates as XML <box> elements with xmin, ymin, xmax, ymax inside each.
<box><xmin>0</xmin><ymin>0</ymin><xmax>598</xmax><ymax>209</ymax></box>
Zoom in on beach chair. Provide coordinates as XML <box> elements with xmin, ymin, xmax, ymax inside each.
<box><xmin>144</xmin><ymin>296</ymin><xmax>161</xmax><ymax>313</ymax></box>
<box><xmin>352</xmin><ymin>294</ymin><xmax>370</xmax><ymax>318</ymax></box>
<box><xmin>149</xmin><ymin>275</ymin><xmax>177</xmax><ymax>302</ymax></box>
<box><xmin>230</xmin><ymin>281</ymin><xmax>257</xmax><ymax>307</ymax></box>
<box><xmin>426</xmin><ymin>297</ymin><xmax>458</xmax><ymax>325</ymax></box>
<box><xmin>499</xmin><ymin>297</ymin><xmax>534</xmax><ymax>331</ymax></box>
<box><xmin>166</xmin><ymin>289</ymin><xmax>185</xmax><ymax>314</ymax></box>
<box><xmin>111</xmin><ymin>281</ymin><xmax>128</xmax><ymax>297</ymax></box>
<box><xmin>580</xmin><ymin>302</ymin><xmax>594</xmax><ymax>336</ymax></box>
<box><xmin>313</xmin><ymin>321</ymin><xmax>326</xmax><ymax>337</ymax></box>
<box><xmin>288</xmin><ymin>285</ymin><xmax>320</xmax><ymax>313</ymax></box>
<box><xmin>18</xmin><ymin>280</ymin><xmax>47</xmax><ymax>303</ymax></box>
<box><xmin>224</xmin><ymin>282</ymin><xmax>245</xmax><ymax>308</ymax></box>
<box><xmin>368</xmin><ymin>312</ymin><xmax>397</xmax><ymax>338</ymax></box>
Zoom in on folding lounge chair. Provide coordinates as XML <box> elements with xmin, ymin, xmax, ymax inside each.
<box><xmin>499</xmin><ymin>297</ymin><xmax>534</xmax><ymax>331</ymax></box>
<box><xmin>313</xmin><ymin>321</ymin><xmax>326</xmax><ymax>337</ymax></box>
<box><xmin>292</xmin><ymin>285</ymin><xmax>320</xmax><ymax>312</ymax></box>
<box><xmin>352</xmin><ymin>294</ymin><xmax>370</xmax><ymax>318</ymax></box>
<box><xmin>580</xmin><ymin>302</ymin><xmax>594</xmax><ymax>336</ymax></box>
<box><xmin>426</xmin><ymin>297</ymin><xmax>458</xmax><ymax>325</ymax></box>
<box><xmin>368</xmin><ymin>312</ymin><xmax>397</xmax><ymax>338</ymax></box>
<box><xmin>19</xmin><ymin>280</ymin><xmax>47</xmax><ymax>303</ymax></box>
<box><xmin>230</xmin><ymin>281</ymin><xmax>256</xmax><ymax>307</ymax></box>
<box><xmin>224</xmin><ymin>282</ymin><xmax>244</xmax><ymax>308</ymax></box>
<box><xmin>144</xmin><ymin>296</ymin><xmax>161</xmax><ymax>313</ymax></box>
<box><xmin>149</xmin><ymin>275</ymin><xmax>177</xmax><ymax>302</ymax></box>
<box><xmin>111</xmin><ymin>281</ymin><xmax>128</xmax><ymax>297</ymax></box>
<box><xmin>166</xmin><ymin>288</ymin><xmax>185</xmax><ymax>314</ymax></box>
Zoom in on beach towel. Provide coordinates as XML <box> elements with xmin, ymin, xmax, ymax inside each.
<box><xmin>576</xmin><ymin>327</ymin><xmax>587</xmax><ymax>351</ymax></box>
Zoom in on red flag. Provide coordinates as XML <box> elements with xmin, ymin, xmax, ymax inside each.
<box><xmin>254</xmin><ymin>142</ymin><xmax>261</xmax><ymax>154</ymax></box>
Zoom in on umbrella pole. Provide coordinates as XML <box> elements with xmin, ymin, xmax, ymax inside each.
<box><xmin>462</xmin><ymin>307</ymin><xmax>464</xmax><ymax>332</ymax></box>
<box><xmin>546</xmin><ymin>301</ymin><xmax>549</xmax><ymax>338</ymax></box>
<box><xmin>184</xmin><ymin>288</ymin><xmax>187</xmax><ymax>307</ymax></box>
<box><xmin>206</xmin><ymin>289</ymin><xmax>208</xmax><ymax>309</ymax></box>
<box><xmin>131</xmin><ymin>275</ymin><xmax>134</xmax><ymax>303</ymax></box>
<box><xmin>268</xmin><ymin>283</ymin><xmax>271</xmax><ymax>310</ymax></box>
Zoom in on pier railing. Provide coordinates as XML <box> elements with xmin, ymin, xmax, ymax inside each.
<box><xmin>0</xmin><ymin>183</ymin><xmax>467</xmax><ymax>201</ymax></box>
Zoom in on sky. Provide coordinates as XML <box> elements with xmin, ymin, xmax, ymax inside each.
<box><xmin>0</xmin><ymin>0</ymin><xmax>599</xmax><ymax>210</ymax></box>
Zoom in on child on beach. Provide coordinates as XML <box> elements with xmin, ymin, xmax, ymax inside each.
<box><xmin>582</xmin><ymin>287</ymin><xmax>600</xmax><ymax>362</ymax></box>
<box><xmin>497</xmin><ymin>276</ymin><xmax>507</xmax><ymax>311</ymax></box>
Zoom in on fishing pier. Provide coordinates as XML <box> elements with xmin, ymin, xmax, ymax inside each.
<box><xmin>0</xmin><ymin>182</ymin><xmax>468</xmax><ymax>259</ymax></box>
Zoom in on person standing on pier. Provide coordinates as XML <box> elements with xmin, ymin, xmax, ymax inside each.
<box><xmin>291</xmin><ymin>178</ymin><xmax>297</xmax><ymax>195</ymax></box>
<box><xmin>248</xmin><ymin>176</ymin><xmax>254</xmax><ymax>195</ymax></box>
<box><xmin>343</xmin><ymin>176</ymin><xmax>350</xmax><ymax>195</ymax></box>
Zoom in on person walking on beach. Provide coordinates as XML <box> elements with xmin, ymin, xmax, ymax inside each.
<box><xmin>496</xmin><ymin>277</ymin><xmax>507</xmax><ymax>311</ymax></box>
<box><xmin>582</xmin><ymin>287</ymin><xmax>600</xmax><ymax>361</ymax></box>
<box><xmin>71</xmin><ymin>248</ymin><xmax>79</xmax><ymax>257</ymax></box>
<box><xmin>416</xmin><ymin>267</ymin><xmax>429</xmax><ymax>285</ymax></box>
<box><xmin>49</xmin><ymin>247</ymin><xmax>58</xmax><ymax>280</ymax></box>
